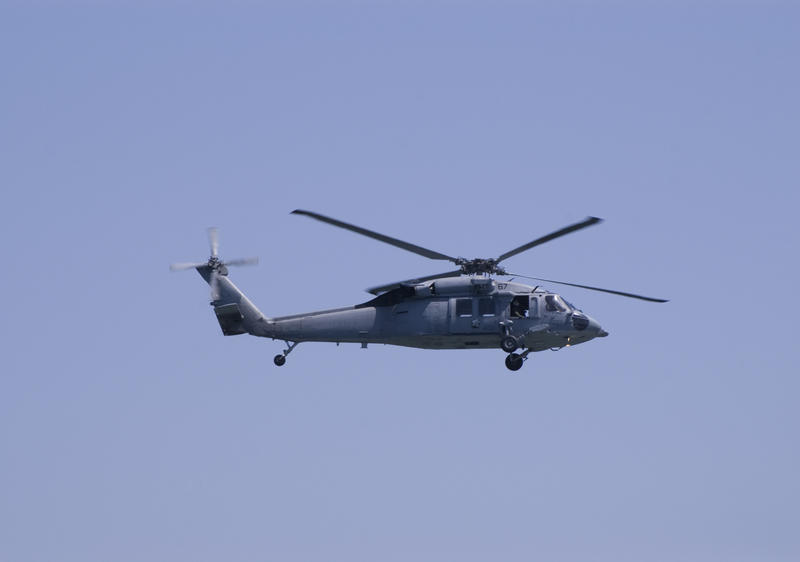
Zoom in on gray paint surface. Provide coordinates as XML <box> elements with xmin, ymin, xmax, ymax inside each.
<box><xmin>203</xmin><ymin>269</ymin><xmax>605</xmax><ymax>355</ymax></box>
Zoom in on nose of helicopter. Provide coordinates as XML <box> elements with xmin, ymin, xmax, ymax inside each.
<box><xmin>589</xmin><ymin>317</ymin><xmax>608</xmax><ymax>337</ymax></box>
<box><xmin>574</xmin><ymin>313</ymin><xmax>608</xmax><ymax>338</ymax></box>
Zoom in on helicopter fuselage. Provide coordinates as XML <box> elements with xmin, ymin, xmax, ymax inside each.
<box><xmin>209</xmin><ymin>272</ymin><xmax>607</xmax><ymax>354</ymax></box>
<box><xmin>177</xmin><ymin>212</ymin><xmax>663</xmax><ymax>371</ymax></box>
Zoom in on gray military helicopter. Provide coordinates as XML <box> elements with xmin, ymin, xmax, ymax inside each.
<box><xmin>171</xmin><ymin>210</ymin><xmax>667</xmax><ymax>371</ymax></box>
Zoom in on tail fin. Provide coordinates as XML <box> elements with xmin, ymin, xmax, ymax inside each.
<box><xmin>171</xmin><ymin>228</ymin><xmax>268</xmax><ymax>337</ymax></box>
<box><xmin>197</xmin><ymin>266</ymin><xmax>269</xmax><ymax>336</ymax></box>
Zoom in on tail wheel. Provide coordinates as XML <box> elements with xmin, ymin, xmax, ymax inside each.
<box><xmin>273</xmin><ymin>354</ymin><xmax>286</xmax><ymax>367</ymax></box>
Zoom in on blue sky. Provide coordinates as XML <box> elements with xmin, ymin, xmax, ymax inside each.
<box><xmin>2</xmin><ymin>2</ymin><xmax>799</xmax><ymax>561</ymax></box>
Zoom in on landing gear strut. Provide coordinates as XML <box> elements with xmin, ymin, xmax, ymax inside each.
<box><xmin>504</xmin><ymin>349</ymin><xmax>530</xmax><ymax>371</ymax></box>
<box><xmin>273</xmin><ymin>341</ymin><xmax>299</xmax><ymax>367</ymax></box>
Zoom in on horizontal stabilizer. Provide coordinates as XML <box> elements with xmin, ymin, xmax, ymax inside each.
<box><xmin>214</xmin><ymin>303</ymin><xmax>246</xmax><ymax>336</ymax></box>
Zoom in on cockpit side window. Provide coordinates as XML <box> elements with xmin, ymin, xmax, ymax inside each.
<box><xmin>545</xmin><ymin>295</ymin><xmax>567</xmax><ymax>312</ymax></box>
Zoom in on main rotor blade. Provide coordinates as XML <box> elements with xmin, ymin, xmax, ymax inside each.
<box><xmin>506</xmin><ymin>273</ymin><xmax>668</xmax><ymax>303</ymax></box>
<box><xmin>497</xmin><ymin>217</ymin><xmax>603</xmax><ymax>262</ymax></box>
<box><xmin>292</xmin><ymin>209</ymin><xmax>458</xmax><ymax>262</ymax></box>
<box><xmin>366</xmin><ymin>270</ymin><xmax>462</xmax><ymax>295</ymax></box>
<box><xmin>208</xmin><ymin>227</ymin><xmax>219</xmax><ymax>257</ymax></box>
<box><xmin>223</xmin><ymin>257</ymin><xmax>259</xmax><ymax>267</ymax></box>
<box><xmin>170</xmin><ymin>261</ymin><xmax>206</xmax><ymax>271</ymax></box>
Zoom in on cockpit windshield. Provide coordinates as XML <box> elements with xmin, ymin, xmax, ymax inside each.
<box><xmin>545</xmin><ymin>294</ymin><xmax>569</xmax><ymax>312</ymax></box>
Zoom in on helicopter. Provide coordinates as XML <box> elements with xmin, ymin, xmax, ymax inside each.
<box><xmin>171</xmin><ymin>210</ymin><xmax>667</xmax><ymax>371</ymax></box>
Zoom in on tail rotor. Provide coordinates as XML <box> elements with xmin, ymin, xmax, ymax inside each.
<box><xmin>170</xmin><ymin>227</ymin><xmax>258</xmax><ymax>303</ymax></box>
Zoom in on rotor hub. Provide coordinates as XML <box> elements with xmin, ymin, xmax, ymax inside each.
<box><xmin>456</xmin><ymin>258</ymin><xmax>506</xmax><ymax>276</ymax></box>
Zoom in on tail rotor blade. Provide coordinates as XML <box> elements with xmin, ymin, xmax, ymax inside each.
<box><xmin>223</xmin><ymin>257</ymin><xmax>259</xmax><ymax>267</ymax></box>
<box><xmin>170</xmin><ymin>262</ymin><xmax>206</xmax><ymax>271</ymax></box>
<box><xmin>208</xmin><ymin>227</ymin><xmax>219</xmax><ymax>257</ymax></box>
<box><xmin>210</xmin><ymin>270</ymin><xmax>220</xmax><ymax>302</ymax></box>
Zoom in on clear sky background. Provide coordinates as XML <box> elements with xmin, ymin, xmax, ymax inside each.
<box><xmin>2</xmin><ymin>1</ymin><xmax>799</xmax><ymax>561</ymax></box>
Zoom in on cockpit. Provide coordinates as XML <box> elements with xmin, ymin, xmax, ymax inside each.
<box><xmin>544</xmin><ymin>294</ymin><xmax>570</xmax><ymax>312</ymax></box>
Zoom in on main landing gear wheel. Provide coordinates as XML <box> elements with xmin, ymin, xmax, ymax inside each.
<box><xmin>273</xmin><ymin>354</ymin><xmax>286</xmax><ymax>367</ymax></box>
<box><xmin>505</xmin><ymin>353</ymin><xmax>524</xmax><ymax>371</ymax></box>
<box><xmin>500</xmin><ymin>336</ymin><xmax>519</xmax><ymax>353</ymax></box>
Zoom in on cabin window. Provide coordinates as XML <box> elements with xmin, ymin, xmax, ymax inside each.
<box><xmin>456</xmin><ymin>298</ymin><xmax>473</xmax><ymax>317</ymax></box>
<box><xmin>479</xmin><ymin>297</ymin><xmax>495</xmax><ymax>317</ymax></box>
<box><xmin>510</xmin><ymin>295</ymin><xmax>529</xmax><ymax>318</ymax></box>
